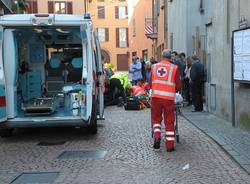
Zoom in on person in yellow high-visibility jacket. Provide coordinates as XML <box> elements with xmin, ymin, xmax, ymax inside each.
<box><xmin>109</xmin><ymin>73</ymin><xmax>132</xmax><ymax>106</ymax></box>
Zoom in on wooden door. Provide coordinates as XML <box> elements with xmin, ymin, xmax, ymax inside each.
<box><xmin>117</xmin><ymin>54</ymin><xmax>128</xmax><ymax>71</ymax></box>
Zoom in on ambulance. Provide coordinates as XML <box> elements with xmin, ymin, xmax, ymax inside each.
<box><xmin>0</xmin><ymin>13</ymin><xmax>104</xmax><ymax>137</ymax></box>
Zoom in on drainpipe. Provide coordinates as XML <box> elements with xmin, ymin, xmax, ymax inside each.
<box><xmin>84</xmin><ymin>0</ymin><xmax>87</xmax><ymax>13</ymax></box>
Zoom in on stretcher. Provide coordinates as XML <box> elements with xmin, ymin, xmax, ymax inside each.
<box><xmin>174</xmin><ymin>102</ymin><xmax>182</xmax><ymax>143</ymax></box>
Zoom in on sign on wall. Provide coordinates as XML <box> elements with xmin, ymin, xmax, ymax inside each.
<box><xmin>233</xmin><ymin>28</ymin><xmax>250</xmax><ymax>82</ymax></box>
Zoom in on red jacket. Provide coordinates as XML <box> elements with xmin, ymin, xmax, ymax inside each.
<box><xmin>149</xmin><ymin>59</ymin><xmax>182</xmax><ymax>100</ymax></box>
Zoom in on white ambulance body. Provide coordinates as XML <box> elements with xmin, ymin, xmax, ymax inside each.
<box><xmin>0</xmin><ymin>14</ymin><xmax>104</xmax><ymax>137</ymax></box>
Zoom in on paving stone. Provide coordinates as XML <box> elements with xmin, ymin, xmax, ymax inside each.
<box><xmin>0</xmin><ymin>107</ymin><xmax>249</xmax><ymax>183</ymax></box>
<box><xmin>183</xmin><ymin>106</ymin><xmax>250</xmax><ymax>175</ymax></box>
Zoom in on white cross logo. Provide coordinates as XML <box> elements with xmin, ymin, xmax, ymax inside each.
<box><xmin>157</xmin><ymin>67</ymin><xmax>167</xmax><ymax>78</ymax></box>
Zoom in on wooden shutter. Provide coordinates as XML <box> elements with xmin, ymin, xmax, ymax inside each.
<box><xmin>27</xmin><ymin>0</ymin><xmax>38</xmax><ymax>13</ymax></box>
<box><xmin>105</xmin><ymin>28</ymin><xmax>109</xmax><ymax>42</ymax></box>
<box><xmin>33</xmin><ymin>0</ymin><xmax>38</xmax><ymax>13</ymax></box>
<box><xmin>116</xmin><ymin>28</ymin><xmax>119</xmax><ymax>48</ymax></box>
<box><xmin>48</xmin><ymin>1</ymin><xmax>54</xmax><ymax>13</ymax></box>
<box><xmin>126</xmin><ymin>28</ymin><xmax>129</xmax><ymax>47</ymax></box>
<box><xmin>98</xmin><ymin>6</ymin><xmax>105</xmax><ymax>19</ymax></box>
<box><xmin>26</xmin><ymin>1</ymin><xmax>32</xmax><ymax>13</ymax></box>
<box><xmin>115</xmin><ymin>6</ymin><xmax>119</xmax><ymax>19</ymax></box>
<box><xmin>67</xmin><ymin>2</ymin><xmax>72</xmax><ymax>14</ymax></box>
<box><xmin>125</xmin><ymin>6</ymin><xmax>128</xmax><ymax>17</ymax></box>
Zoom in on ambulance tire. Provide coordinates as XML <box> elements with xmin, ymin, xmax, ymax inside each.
<box><xmin>88</xmin><ymin>100</ymin><xmax>98</xmax><ymax>134</ymax></box>
<box><xmin>0</xmin><ymin>129</ymin><xmax>13</xmax><ymax>138</ymax></box>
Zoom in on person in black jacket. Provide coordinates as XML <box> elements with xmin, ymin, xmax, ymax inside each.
<box><xmin>190</xmin><ymin>55</ymin><xmax>205</xmax><ymax>112</ymax></box>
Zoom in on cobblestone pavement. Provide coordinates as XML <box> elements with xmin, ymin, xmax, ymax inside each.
<box><xmin>182</xmin><ymin>106</ymin><xmax>250</xmax><ymax>174</ymax></box>
<box><xmin>0</xmin><ymin>107</ymin><xmax>250</xmax><ymax>184</ymax></box>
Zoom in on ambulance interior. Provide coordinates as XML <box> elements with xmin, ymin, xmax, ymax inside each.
<box><xmin>3</xmin><ymin>27</ymin><xmax>87</xmax><ymax>119</ymax></box>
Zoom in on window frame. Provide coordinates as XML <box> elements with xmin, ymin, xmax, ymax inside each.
<box><xmin>48</xmin><ymin>1</ymin><xmax>72</xmax><ymax>14</ymax></box>
<box><xmin>116</xmin><ymin>27</ymin><xmax>128</xmax><ymax>48</ymax></box>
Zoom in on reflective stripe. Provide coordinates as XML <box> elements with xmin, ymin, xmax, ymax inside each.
<box><xmin>152</xmin><ymin>80</ymin><xmax>176</xmax><ymax>86</ymax></box>
<box><xmin>152</xmin><ymin>90</ymin><xmax>175</xmax><ymax>97</ymax></box>
<box><xmin>168</xmin><ymin>64</ymin><xmax>175</xmax><ymax>82</ymax></box>
<box><xmin>153</xmin><ymin>64</ymin><xmax>157</xmax><ymax>76</ymax></box>
<box><xmin>153</xmin><ymin>124</ymin><xmax>161</xmax><ymax>128</ymax></box>
<box><xmin>166</xmin><ymin>131</ymin><xmax>175</xmax><ymax>135</ymax></box>
<box><xmin>154</xmin><ymin>128</ymin><xmax>161</xmax><ymax>133</ymax></box>
<box><xmin>166</xmin><ymin>137</ymin><xmax>175</xmax><ymax>141</ymax></box>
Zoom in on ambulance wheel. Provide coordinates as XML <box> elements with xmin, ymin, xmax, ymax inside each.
<box><xmin>0</xmin><ymin>129</ymin><xmax>13</xmax><ymax>138</ymax></box>
<box><xmin>88</xmin><ymin>101</ymin><xmax>98</xmax><ymax>135</ymax></box>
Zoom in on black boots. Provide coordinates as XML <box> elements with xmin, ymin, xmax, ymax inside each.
<box><xmin>153</xmin><ymin>139</ymin><xmax>161</xmax><ymax>149</ymax></box>
<box><xmin>166</xmin><ymin>148</ymin><xmax>175</xmax><ymax>152</ymax></box>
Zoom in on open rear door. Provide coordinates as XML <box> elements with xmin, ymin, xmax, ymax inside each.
<box><xmin>93</xmin><ymin>31</ymin><xmax>104</xmax><ymax>120</ymax></box>
<box><xmin>0</xmin><ymin>26</ymin><xmax>7</xmax><ymax>123</ymax></box>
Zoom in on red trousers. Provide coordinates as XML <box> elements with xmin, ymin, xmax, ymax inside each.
<box><xmin>151</xmin><ymin>97</ymin><xmax>175</xmax><ymax>149</ymax></box>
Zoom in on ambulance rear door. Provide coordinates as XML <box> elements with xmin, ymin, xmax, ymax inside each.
<box><xmin>0</xmin><ymin>26</ymin><xmax>7</xmax><ymax>123</ymax></box>
<box><xmin>93</xmin><ymin>31</ymin><xmax>104</xmax><ymax>120</ymax></box>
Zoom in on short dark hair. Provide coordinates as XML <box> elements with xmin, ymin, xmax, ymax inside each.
<box><xmin>192</xmin><ymin>55</ymin><xmax>199</xmax><ymax>60</ymax></box>
<box><xmin>172</xmin><ymin>51</ymin><xmax>178</xmax><ymax>56</ymax></box>
<box><xmin>179</xmin><ymin>52</ymin><xmax>186</xmax><ymax>58</ymax></box>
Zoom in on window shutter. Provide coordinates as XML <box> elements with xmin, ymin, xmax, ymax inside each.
<box><xmin>116</xmin><ymin>28</ymin><xmax>119</xmax><ymax>48</ymax></box>
<box><xmin>48</xmin><ymin>1</ymin><xmax>54</xmax><ymax>13</ymax></box>
<box><xmin>33</xmin><ymin>1</ymin><xmax>38</xmax><ymax>13</ymax></box>
<box><xmin>105</xmin><ymin>28</ymin><xmax>109</xmax><ymax>42</ymax></box>
<box><xmin>26</xmin><ymin>1</ymin><xmax>32</xmax><ymax>13</ymax></box>
<box><xmin>67</xmin><ymin>2</ymin><xmax>73</xmax><ymax>14</ymax></box>
<box><xmin>115</xmin><ymin>6</ymin><xmax>119</xmax><ymax>19</ymax></box>
<box><xmin>27</xmin><ymin>0</ymin><xmax>38</xmax><ymax>13</ymax></box>
<box><xmin>98</xmin><ymin>6</ymin><xmax>105</xmax><ymax>19</ymax></box>
<box><xmin>126</xmin><ymin>28</ymin><xmax>129</xmax><ymax>47</ymax></box>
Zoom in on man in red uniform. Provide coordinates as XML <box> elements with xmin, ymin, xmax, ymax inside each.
<box><xmin>150</xmin><ymin>49</ymin><xmax>181</xmax><ymax>151</ymax></box>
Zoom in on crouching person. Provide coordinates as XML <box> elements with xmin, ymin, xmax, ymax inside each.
<box><xmin>109</xmin><ymin>74</ymin><xmax>131</xmax><ymax>107</ymax></box>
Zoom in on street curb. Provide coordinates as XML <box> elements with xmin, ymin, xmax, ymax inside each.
<box><xmin>181</xmin><ymin>113</ymin><xmax>250</xmax><ymax>176</ymax></box>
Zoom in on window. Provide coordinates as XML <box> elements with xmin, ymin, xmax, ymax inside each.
<box><xmin>26</xmin><ymin>0</ymin><xmax>38</xmax><ymax>13</ymax></box>
<box><xmin>98</xmin><ymin>6</ymin><xmax>105</xmax><ymax>19</ymax></box>
<box><xmin>115</xmin><ymin>6</ymin><xmax>128</xmax><ymax>19</ymax></box>
<box><xmin>97</xmin><ymin>28</ymin><xmax>109</xmax><ymax>42</ymax></box>
<box><xmin>55</xmin><ymin>2</ymin><xmax>66</xmax><ymax>14</ymax></box>
<box><xmin>119</xmin><ymin>28</ymin><xmax>127</xmax><ymax>47</ymax></box>
<box><xmin>142</xmin><ymin>50</ymin><xmax>148</xmax><ymax>61</ymax></box>
<box><xmin>116</xmin><ymin>28</ymin><xmax>128</xmax><ymax>48</ymax></box>
<box><xmin>48</xmin><ymin>1</ymin><xmax>72</xmax><ymax>14</ymax></box>
<box><xmin>132</xmin><ymin>52</ymin><xmax>137</xmax><ymax>57</ymax></box>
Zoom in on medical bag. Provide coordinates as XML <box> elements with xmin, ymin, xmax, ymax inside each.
<box><xmin>124</xmin><ymin>97</ymin><xmax>145</xmax><ymax>110</ymax></box>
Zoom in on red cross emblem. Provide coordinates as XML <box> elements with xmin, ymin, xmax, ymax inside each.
<box><xmin>157</xmin><ymin>67</ymin><xmax>167</xmax><ymax>77</ymax></box>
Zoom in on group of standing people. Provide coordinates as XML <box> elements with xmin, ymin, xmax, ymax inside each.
<box><xmin>171</xmin><ymin>51</ymin><xmax>205</xmax><ymax>112</ymax></box>
<box><xmin>129</xmin><ymin>56</ymin><xmax>157</xmax><ymax>83</ymax></box>
<box><xmin>128</xmin><ymin>52</ymin><xmax>205</xmax><ymax>112</ymax></box>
